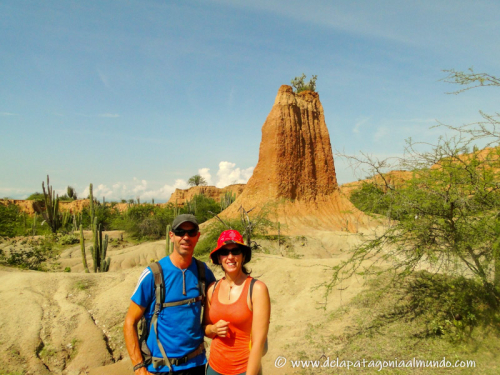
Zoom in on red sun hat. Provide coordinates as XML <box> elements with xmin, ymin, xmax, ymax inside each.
<box><xmin>210</xmin><ymin>229</ymin><xmax>252</xmax><ymax>265</ymax></box>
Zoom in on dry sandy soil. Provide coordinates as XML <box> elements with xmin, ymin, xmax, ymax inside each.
<box><xmin>0</xmin><ymin>228</ymin><xmax>378</xmax><ymax>375</ymax></box>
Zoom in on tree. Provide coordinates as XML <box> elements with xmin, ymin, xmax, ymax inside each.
<box><xmin>330</xmin><ymin>70</ymin><xmax>500</xmax><ymax>315</ymax></box>
<box><xmin>67</xmin><ymin>186</ymin><xmax>77</xmax><ymax>200</ymax></box>
<box><xmin>291</xmin><ymin>73</ymin><xmax>318</xmax><ymax>93</ymax></box>
<box><xmin>187</xmin><ymin>174</ymin><xmax>207</xmax><ymax>187</ymax></box>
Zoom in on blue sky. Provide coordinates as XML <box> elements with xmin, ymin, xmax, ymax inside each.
<box><xmin>1</xmin><ymin>0</ymin><xmax>499</xmax><ymax>202</ymax></box>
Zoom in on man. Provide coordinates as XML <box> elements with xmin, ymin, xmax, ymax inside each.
<box><xmin>124</xmin><ymin>214</ymin><xmax>216</xmax><ymax>375</ymax></box>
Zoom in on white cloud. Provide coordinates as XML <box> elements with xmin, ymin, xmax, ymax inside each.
<box><xmin>198</xmin><ymin>168</ymin><xmax>212</xmax><ymax>185</ymax></box>
<box><xmin>0</xmin><ymin>112</ymin><xmax>17</xmax><ymax>116</ymax></box>
<box><xmin>79</xmin><ymin>178</ymin><xmax>188</xmax><ymax>202</ymax></box>
<box><xmin>215</xmin><ymin>161</ymin><xmax>254</xmax><ymax>188</ymax></box>
<box><xmin>353</xmin><ymin>116</ymin><xmax>371</xmax><ymax>133</ymax></box>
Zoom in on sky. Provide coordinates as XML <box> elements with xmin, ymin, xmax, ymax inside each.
<box><xmin>1</xmin><ymin>0</ymin><xmax>499</xmax><ymax>202</ymax></box>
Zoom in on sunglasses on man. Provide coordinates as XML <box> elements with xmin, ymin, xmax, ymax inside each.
<box><xmin>173</xmin><ymin>228</ymin><xmax>199</xmax><ymax>237</ymax></box>
<box><xmin>217</xmin><ymin>247</ymin><xmax>243</xmax><ymax>256</ymax></box>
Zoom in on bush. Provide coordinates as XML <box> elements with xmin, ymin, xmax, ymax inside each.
<box><xmin>0</xmin><ymin>203</ymin><xmax>21</xmax><ymax>237</ymax></box>
<box><xmin>0</xmin><ymin>238</ymin><xmax>56</xmax><ymax>271</ymax></box>
<box><xmin>60</xmin><ymin>234</ymin><xmax>79</xmax><ymax>245</ymax></box>
<box><xmin>291</xmin><ymin>73</ymin><xmax>317</xmax><ymax>93</ymax></box>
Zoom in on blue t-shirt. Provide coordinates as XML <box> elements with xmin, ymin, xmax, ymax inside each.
<box><xmin>131</xmin><ymin>256</ymin><xmax>216</xmax><ymax>373</ymax></box>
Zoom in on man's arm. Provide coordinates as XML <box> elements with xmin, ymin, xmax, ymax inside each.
<box><xmin>123</xmin><ymin>301</ymin><xmax>152</xmax><ymax>375</ymax></box>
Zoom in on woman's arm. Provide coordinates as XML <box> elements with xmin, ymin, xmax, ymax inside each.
<box><xmin>203</xmin><ymin>282</ymin><xmax>230</xmax><ymax>338</ymax></box>
<box><xmin>246</xmin><ymin>281</ymin><xmax>271</xmax><ymax>375</ymax></box>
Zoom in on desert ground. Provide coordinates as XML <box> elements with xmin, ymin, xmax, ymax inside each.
<box><xmin>0</xmin><ymin>227</ymin><xmax>375</xmax><ymax>375</ymax></box>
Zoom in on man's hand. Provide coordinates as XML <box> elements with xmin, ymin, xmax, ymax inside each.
<box><xmin>211</xmin><ymin>320</ymin><xmax>230</xmax><ymax>337</ymax></box>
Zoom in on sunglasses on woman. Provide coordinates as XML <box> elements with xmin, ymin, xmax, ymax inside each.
<box><xmin>173</xmin><ymin>228</ymin><xmax>199</xmax><ymax>237</ymax></box>
<box><xmin>218</xmin><ymin>247</ymin><xmax>243</xmax><ymax>256</ymax></box>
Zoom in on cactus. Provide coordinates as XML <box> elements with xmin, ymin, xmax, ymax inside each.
<box><xmin>220</xmin><ymin>191</ymin><xmax>236</xmax><ymax>210</ymax></box>
<box><xmin>88</xmin><ymin>183</ymin><xmax>110</xmax><ymax>272</ymax></box>
<box><xmin>62</xmin><ymin>211</ymin><xmax>71</xmax><ymax>231</ymax></box>
<box><xmin>166</xmin><ymin>224</ymin><xmax>173</xmax><ymax>255</ymax></box>
<box><xmin>89</xmin><ymin>183</ymin><xmax>95</xmax><ymax>229</ymax></box>
<box><xmin>41</xmin><ymin>175</ymin><xmax>61</xmax><ymax>233</ymax></box>
<box><xmin>72</xmin><ymin>212</ymin><xmax>82</xmax><ymax>232</ymax></box>
<box><xmin>80</xmin><ymin>224</ymin><xmax>89</xmax><ymax>273</ymax></box>
<box><xmin>90</xmin><ymin>221</ymin><xmax>111</xmax><ymax>272</ymax></box>
<box><xmin>31</xmin><ymin>213</ymin><xmax>37</xmax><ymax>236</ymax></box>
<box><xmin>174</xmin><ymin>199</ymin><xmax>180</xmax><ymax>217</ymax></box>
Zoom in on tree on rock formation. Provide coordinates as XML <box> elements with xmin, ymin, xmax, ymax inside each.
<box><xmin>188</xmin><ymin>174</ymin><xmax>208</xmax><ymax>187</ymax></box>
<box><xmin>291</xmin><ymin>73</ymin><xmax>317</xmax><ymax>93</ymax></box>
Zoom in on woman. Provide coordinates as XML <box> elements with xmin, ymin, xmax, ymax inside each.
<box><xmin>204</xmin><ymin>230</ymin><xmax>271</xmax><ymax>375</ymax></box>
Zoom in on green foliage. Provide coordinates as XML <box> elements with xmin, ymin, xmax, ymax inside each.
<box><xmin>41</xmin><ymin>175</ymin><xmax>62</xmax><ymax>234</ymax></box>
<box><xmin>0</xmin><ymin>238</ymin><xmax>56</xmax><ymax>271</ymax></box>
<box><xmin>60</xmin><ymin>234</ymin><xmax>79</xmax><ymax>245</ymax></box>
<box><xmin>187</xmin><ymin>174</ymin><xmax>207</xmax><ymax>187</ymax></box>
<box><xmin>67</xmin><ymin>186</ymin><xmax>77</xmax><ymax>200</ymax></box>
<box><xmin>0</xmin><ymin>203</ymin><xmax>21</xmax><ymax>237</ymax></box>
<box><xmin>220</xmin><ymin>191</ymin><xmax>236</xmax><ymax>211</ymax></box>
<box><xmin>185</xmin><ymin>194</ymin><xmax>221</xmax><ymax>223</ymax></box>
<box><xmin>330</xmin><ymin>69</ymin><xmax>500</xmax><ymax>326</ymax></box>
<box><xmin>26</xmin><ymin>192</ymin><xmax>44</xmax><ymax>201</ymax></box>
<box><xmin>291</xmin><ymin>73</ymin><xmax>317</xmax><ymax>93</ymax></box>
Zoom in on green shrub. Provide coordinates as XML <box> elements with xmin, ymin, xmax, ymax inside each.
<box><xmin>26</xmin><ymin>192</ymin><xmax>44</xmax><ymax>201</ymax></box>
<box><xmin>60</xmin><ymin>234</ymin><xmax>79</xmax><ymax>245</ymax></box>
<box><xmin>0</xmin><ymin>238</ymin><xmax>56</xmax><ymax>271</ymax></box>
<box><xmin>0</xmin><ymin>203</ymin><xmax>21</xmax><ymax>237</ymax></box>
<box><xmin>291</xmin><ymin>73</ymin><xmax>317</xmax><ymax>93</ymax></box>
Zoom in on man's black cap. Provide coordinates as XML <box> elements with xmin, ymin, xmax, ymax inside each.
<box><xmin>172</xmin><ymin>214</ymin><xmax>199</xmax><ymax>230</ymax></box>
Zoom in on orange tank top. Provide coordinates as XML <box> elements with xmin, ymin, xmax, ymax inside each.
<box><xmin>208</xmin><ymin>276</ymin><xmax>253</xmax><ymax>375</ymax></box>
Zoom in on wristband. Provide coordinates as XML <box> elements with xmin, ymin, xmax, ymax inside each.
<box><xmin>133</xmin><ymin>362</ymin><xmax>146</xmax><ymax>371</ymax></box>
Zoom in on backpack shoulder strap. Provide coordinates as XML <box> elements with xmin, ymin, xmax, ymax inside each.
<box><xmin>194</xmin><ymin>258</ymin><xmax>206</xmax><ymax>300</ymax></box>
<box><xmin>249</xmin><ymin>278</ymin><xmax>258</xmax><ymax>309</ymax></box>
<box><xmin>149</xmin><ymin>262</ymin><xmax>165</xmax><ymax>314</ymax></box>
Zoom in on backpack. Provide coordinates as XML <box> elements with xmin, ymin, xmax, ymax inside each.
<box><xmin>211</xmin><ymin>277</ymin><xmax>268</xmax><ymax>356</ymax></box>
<box><xmin>138</xmin><ymin>258</ymin><xmax>207</xmax><ymax>372</ymax></box>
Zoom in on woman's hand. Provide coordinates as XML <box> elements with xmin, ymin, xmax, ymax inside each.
<box><xmin>210</xmin><ymin>320</ymin><xmax>230</xmax><ymax>337</ymax></box>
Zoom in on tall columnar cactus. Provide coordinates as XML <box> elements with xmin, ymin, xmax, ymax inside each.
<box><xmin>41</xmin><ymin>175</ymin><xmax>61</xmax><ymax>233</ymax></box>
<box><xmin>90</xmin><ymin>221</ymin><xmax>111</xmax><ymax>272</ymax></box>
<box><xmin>80</xmin><ymin>224</ymin><xmax>89</xmax><ymax>273</ymax></box>
<box><xmin>220</xmin><ymin>191</ymin><xmax>236</xmax><ymax>210</ymax></box>
<box><xmin>62</xmin><ymin>211</ymin><xmax>71</xmax><ymax>231</ymax></box>
<box><xmin>174</xmin><ymin>199</ymin><xmax>180</xmax><ymax>217</ymax></box>
<box><xmin>166</xmin><ymin>224</ymin><xmax>173</xmax><ymax>255</ymax></box>
<box><xmin>89</xmin><ymin>183</ymin><xmax>95</xmax><ymax>229</ymax></box>
<box><xmin>88</xmin><ymin>183</ymin><xmax>110</xmax><ymax>272</ymax></box>
<box><xmin>32</xmin><ymin>213</ymin><xmax>37</xmax><ymax>236</ymax></box>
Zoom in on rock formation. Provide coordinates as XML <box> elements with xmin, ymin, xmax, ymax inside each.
<box><xmin>220</xmin><ymin>85</ymin><xmax>367</xmax><ymax>233</ymax></box>
<box><xmin>167</xmin><ymin>184</ymin><xmax>245</xmax><ymax>206</ymax></box>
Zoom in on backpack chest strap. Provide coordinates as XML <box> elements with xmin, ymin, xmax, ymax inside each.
<box><xmin>161</xmin><ymin>295</ymin><xmax>203</xmax><ymax>309</ymax></box>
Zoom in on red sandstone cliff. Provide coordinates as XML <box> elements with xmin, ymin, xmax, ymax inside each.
<box><xmin>220</xmin><ymin>85</ymin><xmax>368</xmax><ymax>233</ymax></box>
<box><xmin>166</xmin><ymin>184</ymin><xmax>245</xmax><ymax>206</ymax></box>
